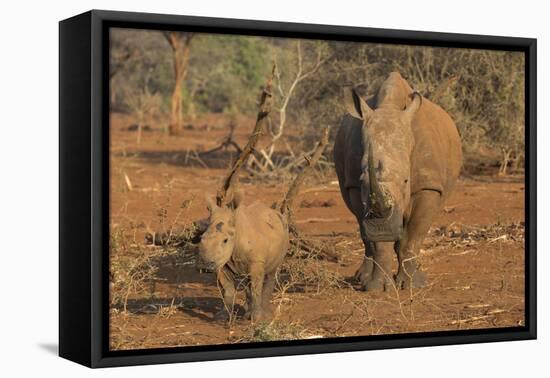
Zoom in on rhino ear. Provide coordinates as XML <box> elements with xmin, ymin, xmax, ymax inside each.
<box><xmin>206</xmin><ymin>196</ymin><xmax>217</xmax><ymax>213</ymax></box>
<box><xmin>343</xmin><ymin>86</ymin><xmax>373</xmax><ymax>120</ymax></box>
<box><xmin>403</xmin><ymin>91</ymin><xmax>422</xmax><ymax>123</ymax></box>
<box><xmin>229</xmin><ymin>189</ymin><xmax>244</xmax><ymax>210</ymax></box>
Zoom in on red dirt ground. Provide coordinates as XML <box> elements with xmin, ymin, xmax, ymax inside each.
<box><xmin>109</xmin><ymin>113</ymin><xmax>525</xmax><ymax>350</ymax></box>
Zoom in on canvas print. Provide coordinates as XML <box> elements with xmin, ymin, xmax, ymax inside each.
<box><xmin>108</xmin><ymin>28</ymin><xmax>525</xmax><ymax>350</ymax></box>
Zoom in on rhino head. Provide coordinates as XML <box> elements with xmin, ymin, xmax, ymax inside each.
<box><xmin>344</xmin><ymin>87</ymin><xmax>422</xmax><ymax>241</ymax></box>
<box><xmin>198</xmin><ymin>192</ymin><xmax>243</xmax><ymax>269</ymax></box>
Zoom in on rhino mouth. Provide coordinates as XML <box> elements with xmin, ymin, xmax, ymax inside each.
<box><xmin>363</xmin><ymin>205</ymin><xmax>403</xmax><ymax>242</ymax></box>
<box><xmin>195</xmin><ymin>254</ymin><xmax>217</xmax><ymax>273</ymax></box>
<box><xmin>195</xmin><ymin>256</ymin><xmax>217</xmax><ymax>273</ymax></box>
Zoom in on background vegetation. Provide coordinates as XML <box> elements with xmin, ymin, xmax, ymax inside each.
<box><xmin>110</xmin><ymin>28</ymin><xmax>525</xmax><ymax>175</ymax></box>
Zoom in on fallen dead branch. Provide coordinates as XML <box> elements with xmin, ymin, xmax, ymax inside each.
<box><xmin>274</xmin><ymin>127</ymin><xmax>339</xmax><ymax>262</ymax></box>
<box><xmin>295</xmin><ymin>217</ymin><xmax>341</xmax><ymax>224</ymax></box>
<box><xmin>429</xmin><ymin>221</ymin><xmax>525</xmax><ymax>250</ymax></box>
<box><xmin>184</xmin><ymin>149</ymin><xmax>208</xmax><ymax>168</ymax></box>
<box><xmin>451</xmin><ymin>249</ymin><xmax>477</xmax><ymax>256</ymax></box>
<box><xmin>289</xmin><ymin>237</ymin><xmax>340</xmax><ymax>262</ymax></box>
<box><xmin>145</xmin><ymin>218</ymin><xmax>208</xmax><ymax>247</ymax></box>
<box><xmin>451</xmin><ymin>315</ymin><xmax>492</xmax><ymax>325</ymax></box>
<box><xmin>488</xmin><ymin>235</ymin><xmax>507</xmax><ymax>243</ymax></box>
<box><xmin>200</xmin><ymin>118</ymin><xmax>242</xmax><ymax>155</ymax></box>
<box><xmin>123</xmin><ymin>173</ymin><xmax>133</xmax><ymax>191</ymax></box>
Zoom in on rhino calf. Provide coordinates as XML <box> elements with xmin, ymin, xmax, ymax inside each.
<box><xmin>199</xmin><ymin>192</ymin><xmax>289</xmax><ymax>322</ymax></box>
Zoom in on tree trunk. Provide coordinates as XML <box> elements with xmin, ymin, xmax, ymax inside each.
<box><xmin>499</xmin><ymin>148</ymin><xmax>512</xmax><ymax>176</ymax></box>
<box><xmin>163</xmin><ymin>32</ymin><xmax>194</xmax><ymax>136</ymax></box>
<box><xmin>137</xmin><ymin>121</ymin><xmax>142</xmax><ymax>145</ymax></box>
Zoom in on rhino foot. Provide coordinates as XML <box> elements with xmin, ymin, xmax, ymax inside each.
<box><xmin>394</xmin><ymin>269</ymin><xmax>427</xmax><ymax>289</ymax></box>
<box><xmin>359</xmin><ymin>274</ymin><xmax>392</xmax><ymax>291</ymax></box>
<box><xmin>355</xmin><ymin>258</ymin><xmax>392</xmax><ymax>291</ymax></box>
<box><xmin>354</xmin><ymin>258</ymin><xmax>374</xmax><ymax>284</ymax></box>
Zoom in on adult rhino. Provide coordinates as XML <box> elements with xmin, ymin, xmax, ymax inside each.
<box><xmin>334</xmin><ymin>72</ymin><xmax>462</xmax><ymax>291</ymax></box>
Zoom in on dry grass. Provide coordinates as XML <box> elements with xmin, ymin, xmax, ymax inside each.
<box><xmin>238</xmin><ymin>321</ymin><xmax>315</xmax><ymax>342</ymax></box>
<box><xmin>110</xmin><ymin>227</ymin><xmax>177</xmax><ymax>312</ymax></box>
<box><xmin>109</xmin><ymin>169</ymin><xmax>525</xmax><ymax>349</ymax></box>
<box><xmin>426</xmin><ymin>221</ymin><xmax>525</xmax><ymax>252</ymax></box>
<box><xmin>276</xmin><ymin>239</ymin><xmax>348</xmax><ymax>297</ymax></box>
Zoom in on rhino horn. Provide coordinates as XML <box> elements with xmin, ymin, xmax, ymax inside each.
<box><xmin>367</xmin><ymin>142</ymin><xmax>392</xmax><ymax>217</ymax></box>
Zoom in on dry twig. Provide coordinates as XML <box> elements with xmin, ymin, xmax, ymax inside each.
<box><xmin>216</xmin><ymin>64</ymin><xmax>276</xmax><ymax>206</ymax></box>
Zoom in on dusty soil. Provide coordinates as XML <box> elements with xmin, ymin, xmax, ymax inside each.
<box><xmin>109</xmin><ymin>113</ymin><xmax>525</xmax><ymax>351</ymax></box>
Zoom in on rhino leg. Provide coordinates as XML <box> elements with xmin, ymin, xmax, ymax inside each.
<box><xmin>245</xmin><ymin>272</ymin><xmax>276</xmax><ymax>318</ymax></box>
<box><xmin>353</xmin><ymin>239</ymin><xmax>375</xmax><ymax>286</ymax></box>
<box><xmin>344</xmin><ymin>187</ymin><xmax>392</xmax><ymax>291</ymax></box>
<box><xmin>361</xmin><ymin>241</ymin><xmax>394</xmax><ymax>291</ymax></box>
<box><xmin>215</xmin><ymin>267</ymin><xmax>236</xmax><ymax>321</ymax></box>
<box><xmin>356</xmin><ymin>234</ymin><xmax>394</xmax><ymax>291</ymax></box>
<box><xmin>345</xmin><ymin>188</ymin><xmax>374</xmax><ymax>285</ymax></box>
<box><xmin>394</xmin><ymin>190</ymin><xmax>441</xmax><ymax>289</ymax></box>
<box><xmin>247</xmin><ymin>262</ymin><xmax>267</xmax><ymax>322</ymax></box>
<box><xmin>261</xmin><ymin>271</ymin><xmax>276</xmax><ymax>318</ymax></box>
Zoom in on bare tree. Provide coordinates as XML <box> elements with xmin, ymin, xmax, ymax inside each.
<box><xmin>257</xmin><ymin>41</ymin><xmax>329</xmax><ymax>171</ymax></box>
<box><xmin>162</xmin><ymin>31</ymin><xmax>194</xmax><ymax>135</ymax></box>
<box><xmin>126</xmin><ymin>69</ymin><xmax>161</xmax><ymax>145</ymax></box>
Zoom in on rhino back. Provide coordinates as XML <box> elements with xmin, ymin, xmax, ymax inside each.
<box><xmin>410</xmin><ymin>98</ymin><xmax>462</xmax><ymax>200</ymax></box>
<box><xmin>231</xmin><ymin>201</ymin><xmax>288</xmax><ymax>273</ymax></box>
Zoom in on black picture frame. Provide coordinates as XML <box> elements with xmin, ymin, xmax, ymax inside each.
<box><xmin>59</xmin><ymin>9</ymin><xmax>537</xmax><ymax>368</ymax></box>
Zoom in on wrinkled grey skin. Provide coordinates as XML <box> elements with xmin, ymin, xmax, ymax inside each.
<box><xmin>334</xmin><ymin>72</ymin><xmax>462</xmax><ymax>291</ymax></box>
<box><xmin>199</xmin><ymin>192</ymin><xmax>289</xmax><ymax>322</ymax></box>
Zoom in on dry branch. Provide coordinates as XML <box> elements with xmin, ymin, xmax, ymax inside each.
<box><xmin>215</xmin><ymin>64</ymin><xmax>276</xmax><ymax>206</ymax></box>
<box><xmin>200</xmin><ymin>119</ymin><xmax>242</xmax><ymax>155</ymax></box>
<box><xmin>289</xmin><ymin>237</ymin><xmax>340</xmax><ymax>262</ymax></box>
<box><xmin>276</xmin><ymin>127</ymin><xmax>338</xmax><ymax>262</ymax></box>
<box><xmin>145</xmin><ymin>218</ymin><xmax>209</xmax><ymax>246</ymax></box>
<box><xmin>146</xmin><ymin>64</ymin><xmax>277</xmax><ymax>248</ymax></box>
<box><xmin>256</xmin><ymin>42</ymin><xmax>330</xmax><ymax>171</ymax></box>
<box><xmin>295</xmin><ymin>217</ymin><xmax>341</xmax><ymax>224</ymax></box>
<box><xmin>280</xmin><ymin>127</ymin><xmax>329</xmax><ymax>226</ymax></box>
